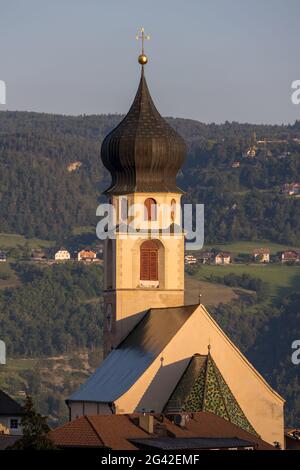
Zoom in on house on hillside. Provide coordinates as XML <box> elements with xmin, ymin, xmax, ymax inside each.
<box><xmin>213</xmin><ymin>252</ymin><xmax>231</xmax><ymax>265</ymax></box>
<box><xmin>253</xmin><ymin>248</ymin><xmax>270</xmax><ymax>263</ymax></box>
<box><xmin>0</xmin><ymin>252</ymin><xmax>6</xmax><ymax>263</ymax></box>
<box><xmin>54</xmin><ymin>248</ymin><xmax>71</xmax><ymax>261</ymax></box>
<box><xmin>281</xmin><ymin>183</ymin><xmax>300</xmax><ymax>196</ymax></box>
<box><xmin>184</xmin><ymin>255</ymin><xmax>197</xmax><ymax>265</ymax></box>
<box><xmin>67</xmin><ymin>161</ymin><xmax>82</xmax><ymax>172</ymax></box>
<box><xmin>78</xmin><ymin>250</ymin><xmax>97</xmax><ymax>262</ymax></box>
<box><xmin>0</xmin><ymin>390</ymin><xmax>25</xmax><ymax>436</ymax></box>
<box><xmin>281</xmin><ymin>250</ymin><xmax>300</xmax><ymax>263</ymax></box>
<box><xmin>242</xmin><ymin>147</ymin><xmax>256</xmax><ymax>159</ymax></box>
<box><xmin>198</xmin><ymin>251</ymin><xmax>214</xmax><ymax>264</ymax></box>
<box><xmin>31</xmin><ymin>249</ymin><xmax>47</xmax><ymax>261</ymax></box>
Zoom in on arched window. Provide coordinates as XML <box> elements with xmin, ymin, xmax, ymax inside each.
<box><xmin>144</xmin><ymin>198</ymin><xmax>157</xmax><ymax>221</ymax></box>
<box><xmin>140</xmin><ymin>240</ymin><xmax>158</xmax><ymax>281</ymax></box>
<box><xmin>171</xmin><ymin>198</ymin><xmax>176</xmax><ymax>223</ymax></box>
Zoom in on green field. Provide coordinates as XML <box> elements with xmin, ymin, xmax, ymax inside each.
<box><xmin>0</xmin><ymin>233</ymin><xmax>54</xmax><ymax>250</ymax></box>
<box><xmin>5</xmin><ymin>358</ymin><xmax>39</xmax><ymax>371</ymax></box>
<box><xmin>194</xmin><ymin>263</ymin><xmax>300</xmax><ymax>299</ymax></box>
<box><xmin>0</xmin><ymin>233</ymin><xmax>55</xmax><ymax>289</ymax></box>
<box><xmin>204</xmin><ymin>240</ymin><xmax>299</xmax><ymax>255</ymax></box>
<box><xmin>72</xmin><ymin>226</ymin><xmax>95</xmax><ymax>236</ymax></box>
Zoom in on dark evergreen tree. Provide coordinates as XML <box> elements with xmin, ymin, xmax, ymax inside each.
<box><xmin>9</xmin><ymin>395</ymin><xmax>55</xmax><ymax>450</ymax></box>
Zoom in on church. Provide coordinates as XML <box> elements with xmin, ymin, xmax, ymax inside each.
<box><xmin>67</xmin><ymin>35</ymin><xmax>285</xmax><ymax>448</ymax></box>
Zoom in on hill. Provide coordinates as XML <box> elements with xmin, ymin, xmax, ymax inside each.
<box><xmin>1</xmin><ymin>111</ymin><xmax>300</xmax><ymax>427</ymax></box>
<box><xmin>1</xmin><ymin>111</ymin><xmax>300</xmax><ymax>244</ymax></box>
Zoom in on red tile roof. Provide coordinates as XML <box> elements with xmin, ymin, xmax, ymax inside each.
<box><xmin>79</xmin><ymin>250</ymin><xmax>96</xmax><ymax>257</ymax></box>
<box><xmin>49</xmin><ymin>415</ymin><xmax>104</xmax><ymax>448</ymax></box>
<box><xmin>253</xmin><ymin>248</ymin><xmax>270</xmax><ymax>255</ymax></box>
<box><xmin>49</xmin><ymin>412</ymin><xmax>275</xmax><ymax>450</ymax></box>
<box><xmin>281</xmin><ymin>250</ymin><xmax>300</xmax><ymax>260</ymax></box>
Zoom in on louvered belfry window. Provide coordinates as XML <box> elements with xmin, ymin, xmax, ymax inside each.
<box><xmin>140</xmin><ymin>240</ymin><xmax>158</xmax><ymax>281</ymax></box>
<box><xmin>144</xmin><ymin>198</ymin><xmax>157</xmax><ymax>221</ymax></box>
<box><xmin>171</xmin><ymin>198</ymin><xmax>176</xmax><ymax>222</ymax></box>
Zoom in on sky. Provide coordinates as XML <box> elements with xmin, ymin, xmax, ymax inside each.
<box><xmin>0</xmin><ymin>0</ymin><xmax>300</xmax><ymax>124</ymax></box>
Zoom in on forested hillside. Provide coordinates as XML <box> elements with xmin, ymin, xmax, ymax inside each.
<box><xmin>1</xmin><ymin>111</ymin><xmax>300</xmax><ymax>244</ymax></box>
<box><xmin>0</xmin><ymin>263</ymin><xmax>103</xmax><ymax>356</ymax></box>
<box><xmin>1</xmin><ymin>111</ymin><xmax>300</xmax><ymax>427</ymax></box>
<box><xmin>211</xmin><ymin>290</ymin><xmax>300</xmax><ymax>427</ymax></box>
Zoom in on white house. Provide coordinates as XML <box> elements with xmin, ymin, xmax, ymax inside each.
<box><xmin>253</xmin><ymin>248</ymin><xmax>270</xmax><ymax>263</ymax></box>
<box><xmin>54</xmin><ymin>248</ymin><xmax>71</xmax><ymax>261</ymax></box>
<box><xmin>77</xmin><ymin>250</ymin><xmax>97</xmax><ymax>262</ymax></box>
<box><xmin>184</xmin><ymin>255</ymin><xmax>197</xmax><ymax>265</ymax></box>
<box><xmin>213</xmin><ymin>252</ymin><xmax>231</xmax><ymax>265</ymax></box>
<box><xmin>0</xmin><ymin>390</ymin><xmax>24</xmax><ymax>436</ymax></box>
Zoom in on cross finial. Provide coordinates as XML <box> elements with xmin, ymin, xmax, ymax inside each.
<box><xmin>136</xmin><ymin>27</ymin><xmax>150</xmax><ymax>65</ymax></box>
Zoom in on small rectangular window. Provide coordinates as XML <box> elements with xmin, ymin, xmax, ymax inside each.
<box><xmin>10</xmin><ymin>419</ymin><xmax>18</xmax><ymax>429</ymax></box>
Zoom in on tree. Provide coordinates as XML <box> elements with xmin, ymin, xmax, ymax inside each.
<box><xmin>9</xmin><ymin>395</ymin><xmax>55</xmax><ymax>450</ymax></box>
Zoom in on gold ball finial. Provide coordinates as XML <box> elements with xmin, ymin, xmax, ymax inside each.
<box><xmin>136</xmin><ymin>27</ymin><xmax>150</xmax><ymax>66</ymax></box>
<box><xmin>138</xmin><ymin>54</ymin><xmax>148</xmax><ymax>65</ymax></box>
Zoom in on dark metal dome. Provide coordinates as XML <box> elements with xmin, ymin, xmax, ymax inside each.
<box><xmin>101</xmin><ymin>67</ymin><xmax>186</xmax><ymax>195</ymax></box>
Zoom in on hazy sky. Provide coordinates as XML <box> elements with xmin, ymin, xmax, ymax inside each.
<box><xmin>1</xmin><ymin>0</ymin><xmax>300</xmax><ymax>123</ymax></box>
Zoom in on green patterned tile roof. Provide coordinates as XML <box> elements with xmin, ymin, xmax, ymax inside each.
<box><xmin>164</xmin><ymin>353</ymin><xmax>258</xmax><ymax>437</ymax></box>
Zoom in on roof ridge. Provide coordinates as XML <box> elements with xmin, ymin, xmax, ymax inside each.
<box><xmin>116</xmin><ymin>308</ymin><xmax>151</xmax><ymax>348</ymax></box>
<box><xmin>117</xmin><ymin>304</ymin><xmax>198</xmax><ymax>351</ymax></box>
<box><xmin>150</xmin><ymin>304</ymin><xmax>198</xmax><ymax>312</ymax></box>
<box><xmin>84</xmin><ymin>416</ymin><xmax>105</xmax><ymax>447</ymax></box>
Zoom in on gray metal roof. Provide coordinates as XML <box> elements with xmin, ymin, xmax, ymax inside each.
<box><xmin>129</xmin><ymin>437</ymin><xmax>256</xmax><ymax>450</ymax></box>
<box><xmin>69</xmin><ymin>305</ymin><xmax>197</xmax><ymax>403</ymax></box>
<box><xmin>0</xmin><ymin>390</ymin><xmax>24</xmax><ymax>416</ymax></box>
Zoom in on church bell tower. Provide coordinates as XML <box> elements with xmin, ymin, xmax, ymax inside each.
<box><xmin>100</xmin><ymin>30</ymin><xmax>187</xmax><ymax>356</ymax></box>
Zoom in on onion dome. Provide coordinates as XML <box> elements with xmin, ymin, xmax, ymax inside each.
<box><xmin>101</xmin><ymin>66</ymin><xmax>186</xmax><ymax>195</ymax></box>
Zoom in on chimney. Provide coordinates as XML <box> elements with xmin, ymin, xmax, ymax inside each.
<box><xmin>139</xmin><ymin>414</ymin><xmax>154</xmax><ymax>434</ymax></box>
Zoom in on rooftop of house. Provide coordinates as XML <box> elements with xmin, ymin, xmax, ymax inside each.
<box><xmin>214</xmin><ymin>252</ymin><xmax>231</xmax><ymax>258</ymax></box>
<box><xmin>0</xmin><ymin>389</ymin><xmax>25</xmax><ymax>417</ymax></box>
<box><xmin>199</xmin><ymin>251</ymin><xmax>213</xmax><ymax>256</ymax></box>
<box><xmin>281</xmin><ymin>250</ymin><xmax>300</xmax><ymax>257</ymax></box>
<box><xmin>253</xmin><ymin>248</ymin><xmax>270</xmax><ymax>255</ymax></box>
<box><xmin>49</xmin><ymin>412</ymin><xmax>275</xmax><ymax>451</ymax></box>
